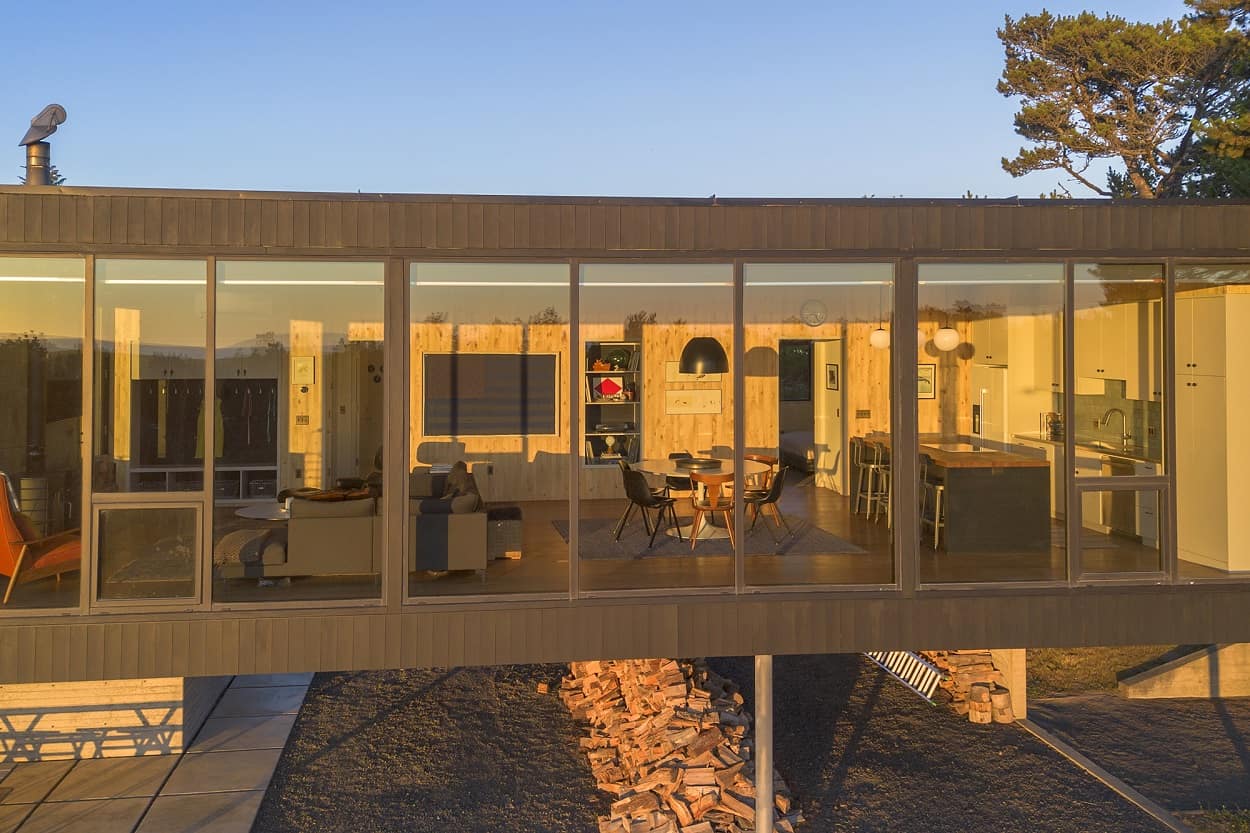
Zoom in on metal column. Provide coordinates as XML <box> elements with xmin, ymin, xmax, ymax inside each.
<box><xmin>755</xmin><ymin>654</ymin><xmax>773</xmax><ymax>833</ymax></box>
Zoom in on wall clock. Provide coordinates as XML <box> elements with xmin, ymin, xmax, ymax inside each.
<box><xmin>800</xmin><ymin>299</ymin><xmax>827</xmax><ymax>327</ymax></box>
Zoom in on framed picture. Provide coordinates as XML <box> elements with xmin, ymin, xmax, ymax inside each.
<box><xmin>918</xmin><ymin>363</ymin><xmax>937</xmax><ymax>399</ymax></box>
<box><xmin>825</xmin><ymin>363</ymin><xmax>839</xmax><ymax>391</ymax></box>
<box><xmin>291</xmin><ymin>356</ymin><xmax>316</xmax><ymax>385</ymax></box>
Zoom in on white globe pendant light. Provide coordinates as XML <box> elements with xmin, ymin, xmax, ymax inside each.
<box><xmin>933</xmin><ymin>326</ymin><xmax>961</xmax><ymax>352</ymax></box>
<box><xmin>869</xmin><ymin>327</ymin><xmax>890</xmax><ymax>350</ymax></box>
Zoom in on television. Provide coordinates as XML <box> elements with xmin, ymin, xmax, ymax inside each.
<box><xmin>423</xmin><ymin>353</ymin><xmax>559</xmax><ymax>436</ymax></box>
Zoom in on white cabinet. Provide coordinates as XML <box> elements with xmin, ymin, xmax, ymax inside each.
<box><xmin>1133</xmin><ymin>461</ymin><xmax>1159</xmax><ymax>548</ymax></box>
<box><xmin>135</xmin><ymin>352</ymin><xmax>204</xmax><ymax>379</ymax></box>
<box><xmin>1176</xmin><ymin>295</ymin><xmax>1226</xmax><ymax>378</ymax></box>
<box><xmin>216</xmin><ymin>351</ymin><xmax>280</xmax><ymax>380</ymax></box>
<box><xmin>970</xmin><ymin>315</ymin><xmax>1009</xmax><ymax>365</ymax></box>
<box><xmin>1176</xmin><ymin>374</ymin><xmax>1232</xmax><ymax>569</ymax></box>
<box><xmin>1075</xmin><ymin>302</ymin><xmax>1151</xmax><ymax>400</ymax></box>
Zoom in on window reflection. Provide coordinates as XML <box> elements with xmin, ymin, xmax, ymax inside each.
<box><xmin>212</xmin><ymin>261</ymin><xmax>384</xmax><ymax>602</ymax></box>
<box><xmin>577</xmin><ymin>264</ymin><xmax>734</xmax><ymax>592</ymax></box>
<box><xmin>0</xmin><ymin>257</ymin><xmax>84</xmax><ymax>609</ymax></box>
<box><xmin>408</xmin><ymin>263</ymin><xmax>570</xmax><ymax>597</ymax></box>
<box><xmin>917</xmin><ymin>263</ymin><xmax>1065</xmax><ymax>583</ymax></box>
<box><xmin>744</xmin><ymin>263</ymin><xmax>894</xmax><ymax>587</ymax></box>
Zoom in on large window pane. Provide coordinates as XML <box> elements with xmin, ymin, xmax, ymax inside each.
<box><xmin>93</xmin><ymin>260</ymin><xmax>207</xmax><ymax>494</ymax></box>
<box><xmin>916</xmin><ymin>264</ymin><xmax>1065</xmax><ymax>582</ymax></box>
<box><xmin>743</xmin><ymin>263</ymin><xmax>894</xmax><ymax>587</ymax></box>
<box><xmin>578</xmin><ymin>264</ymin><xmax>733</xmax><ymax>592</ymax></box>
<box><xmin>1077</xmin><ymin>487</ymin><xmax>1163</xmax><ymax>575</ymax></box>
<box><xmin>212</xmin><ymin>261</ymin><xmax>384</xmax><ymax>603</ymax></box>
<box><xmin>0</xmin><ymin>257</ymin><xmax>84</xmax><ymax>609</ymax></box>
<box><xmin>97</xmin><ymin>506</ymin><xmax>197</xmax><ymax>600</ymax></box>
<box><xmin>1175</xmin><ymin>265</ymin><xmax>1248</xmax><ymax>579</ymax></box>
<box><xmin>408</xmin><ymin>263</ymin><xmax>570</xmax><ymax>597</ymax></box>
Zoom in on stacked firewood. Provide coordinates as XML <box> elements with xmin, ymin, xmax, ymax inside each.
<box><xmin>920</xmin><ymin>650</ymin><xmax>1014</xmax><ymax>723</ymax></box>
<box><xmin>560</xmin><ymin>658</ymin><xmax>804</xmax><ymax>833</ymax></box>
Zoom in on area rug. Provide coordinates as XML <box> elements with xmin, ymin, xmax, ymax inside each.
<box><xmin>552</xmin><ymin>516</ymin><xmax>866</xmax><ymax>559</ymax></box>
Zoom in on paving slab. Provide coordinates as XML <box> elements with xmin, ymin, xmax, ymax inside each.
<box><xmin>0</xmin><ymin>761</ymin><xmax>74</xmax><ymax>805</ymax></box>
<box><xmin>187</xmin><ymin>715</ymin><xmax>297</xmax><ymax>754</ymax></box>
<box><xmin>46</xmin><ymin>756</ymin><xmax>177</xmax><ymax>802</ymax></box>
<box><xmin>210</xmin><ymin>686</ymin><xmax>306</xmax><ymax>718</ymax></box>
<box><xmin>161</xmin><ymin>749</ymin><xmax>283</xmax><ymax>795</ymax></box>
<box><xmin>0</xmin><ymin>804</ymin><xmax>32</xmax><ymax>833</ymax></box>
<box><xmin>228</xmin><ymin>674</ymin><xmax>312</xmax><ymax>689</ymax></box>
<box><xmin>136</xmin><ymin>790</ymin><xmax>264</xmax><ymax>833</ymax></box>
<box><xmin>17</xmin><ymin>796</ymin><xmax>149</xmax><ymax>833</ymax></box>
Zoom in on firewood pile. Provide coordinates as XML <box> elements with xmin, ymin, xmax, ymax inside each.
<box><xmin>559</xmin><ymin>658</ymin><xmax>804</xmax><ymax>833</ymax></box>
<box><xmin>920</xmin><ymin>650</ymin><xmax>1014</xmax><ymax>723</ymax></box>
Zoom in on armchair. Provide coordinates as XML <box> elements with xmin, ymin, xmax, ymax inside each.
<box><xmin>1</xmin><ymin>472</ymin><xmax>80</xmax><ymax>605</ymax></box>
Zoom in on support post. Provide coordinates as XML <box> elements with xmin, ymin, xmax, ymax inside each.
<box><xmin>755</xmin><ymin>654</ymin><xmax>773</xmax><ymax>833</ymax></box>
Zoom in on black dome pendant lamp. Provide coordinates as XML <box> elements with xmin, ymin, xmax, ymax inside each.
<box><xmin>679</xmin><ymin>336</ymin><xmax>729</xmax><ymax>375</ymax></box>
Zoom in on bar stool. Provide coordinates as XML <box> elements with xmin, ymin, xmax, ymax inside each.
<box><xmin>870</xmin><ymin>442</ymin><xmax>892</xmax><ymax>527</ymax></box>
<box><xmin>851</xmin><ymin>437</ymin><xmax>876</xmax><ymax>516</ymax></box>
<box><xmin>919</xmin><ymin>453</ymin><xmax>945</xmax><ymax>548</ymax></box>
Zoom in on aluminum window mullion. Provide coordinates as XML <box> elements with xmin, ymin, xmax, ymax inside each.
<box><xmin>1063</xmin><ymin>260</ymin><xmax>1078</xmax><ymax>584</ymax></box>
<box><xmin>385</xmin><ymin>257</ymin><xmax>405</xmax><ymax>610</ymax></box>
<box><xmin>80</xmin><ymin>254</ymin><xmax>94</xmax><ymax>614</ymax></box>
<box><xmin>199</xmin><ymin>256</ymin><xmax>215</xmax><ymax>610</ymax></box>
<box><xmin>569</xmin><ymin>259</ymin><xmax>580</xmax><ymax>601</ymax></box>
<box><xmin>732</xmin><ymin>260</ymin><xmax>745</xmax><ymax>594</ymax></box>
<box><xmin>895</xmin><ymin>259</ymin><xmax>918</xmax><ymax>594</ymax></box>
<box><xmin>1162</xmin><ymin>259</ymin><xmax>1178</xmax><ymax>582</ymax></box>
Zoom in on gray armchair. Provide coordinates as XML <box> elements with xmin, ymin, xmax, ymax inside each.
<box><xmin>408</xmin><ymin>465</ymin><xmax>487</xmax><ymax>575</ymax></box>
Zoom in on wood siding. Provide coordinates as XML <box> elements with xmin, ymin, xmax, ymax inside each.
<box><xmin>3</xmin><ymin>189</ymin><xmax>1249</xmax><ymax>257</ymax></box>
<box><xmin>1</xmin><ymin>587</ymin><xmax>1249</xmax><ymax>684</ymax></box>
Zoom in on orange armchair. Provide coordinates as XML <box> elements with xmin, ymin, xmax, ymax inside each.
<box><xmin>0</xmin><ymin>472</ymin><xmax>81</xmax><ymax>605</ymax></box>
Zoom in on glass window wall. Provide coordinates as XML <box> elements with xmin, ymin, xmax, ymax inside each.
<box><xmin>743</xmin><ymin>263</ymin><xmax>895</xmax><ymax>587</ymax></box>
<box><xmin>1175</xmin><ymin>265</ymin><xmax>1249</xmax><ymax>579</ymax></box>
<box><xmin>212</xmin><ymin>261</ymin><xmax>384</xmax><ymax>602</ymax></box>
<box><xmin>0</xmin><ymin>257</ymin><xmax>84</xmax><ymax>610</ymax></box>
<box><xmin>93</xmin><ymin>259</ymin><xmax>206</xmax><ymax>602</ymax></box>
<box><xmin>408</xmin><ymin>262</ymin><xmax>571</xmax><ymax>597</ymax></box>
<box><xmin>916</xmin><ymin>263</ymin><xmax>1065</xmax><ymax>582</ymax></box>
<box><xmin>577</xmin><ymin>264</ymin><xmax>734</xmax><ymax>592</ymax></box>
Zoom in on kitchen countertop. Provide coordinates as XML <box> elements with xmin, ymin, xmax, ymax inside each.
<box><xmin>1012</xmin><ymin>432</ymin><xmax>1161</xmax><ymax>464</ymax></box>
<box><xmin>869</xmin><ymin>434</ymin><xmax>1049</xmax><ymax>469</ymax></box>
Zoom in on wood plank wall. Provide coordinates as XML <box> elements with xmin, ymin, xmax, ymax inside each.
<box><xmin>3</xmin><ymin>190</ymin><xmax>1250</xmax><ymax>256</ymax></box>
<box><xmin>2</xmin><ymin>587</ymin><xmax>1250</xmax><ymax>684</ymax></box>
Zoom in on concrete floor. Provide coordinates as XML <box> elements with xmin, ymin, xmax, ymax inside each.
<box><xmin>0</xmin><ymin>674</ymin><xmax>310</xmax><ymax>833</ymax></box>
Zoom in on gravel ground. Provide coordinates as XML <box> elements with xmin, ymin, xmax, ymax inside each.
<box><xmin>251</xmin><ymin>665</ymin><xmax>608</xmax><ymax>833</ymax></box>
<box><xmin>1029</xmin><ymin>692</ymin><xmax>1250</xmax><ymax>812</ymax></box>
<box><xmin>255</xmin><ymin>655</ymin><xmax>1173</xmax><ymax>833</ymax></box>
<box><xmin>710</xmin><ymin>655</ymin><xmax>1170</xmax><ymax>833</ymax></box>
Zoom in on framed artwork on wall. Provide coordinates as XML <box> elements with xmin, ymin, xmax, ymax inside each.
<box><xmin>918</xmin><ymin>364</ymin><xmax>936</xmax><ymax>399</ymax></box>
<box><xmin>825</xmin><ymin>363</ymin><xmax>839</xmax><ymax>391</ymax></box>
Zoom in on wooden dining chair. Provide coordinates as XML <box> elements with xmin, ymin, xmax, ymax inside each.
<box><xmin>743</xmin><ymin>454</ymin><xmax>779</xmax><ymax>493</ymax></box>
<box><xmin>745</xmin><ymin>465</ymin><xmax>793</xmax><ymax>543</ymax></box>
<box><xmin>689</xmin><ymin>470</ymin><xmax>735</xmax><ymax>550</ymax></box>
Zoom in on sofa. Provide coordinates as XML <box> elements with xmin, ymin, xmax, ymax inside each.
<box><xmin>216</xmin><ymin>495</ymin><xmax>382</xmax><ymax>580</ymax></box>
<box><xmin>408</xmin><ymin>465</ymin><xmax>488</xmax><ymax>576</ymax></box>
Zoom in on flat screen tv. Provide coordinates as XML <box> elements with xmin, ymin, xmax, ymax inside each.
<box><xmin>423</xmin><ymin>353</ymin><xmax>558</xmax><ymax>436</ymax></box>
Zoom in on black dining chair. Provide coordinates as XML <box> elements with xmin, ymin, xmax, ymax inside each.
<box><xmin>666</xmin><ymin>451</ymin><xmax>695</xmax><ymax>495</ymax></box>
<box><xmin>744</xmin><ymin>465</ymin><xmax>793</xmax><ymax>542</ymax></box>
<box><xmin>614</xmin><ymin>468</ymin><xmax>683</xmax><ymax>547</ymax></box>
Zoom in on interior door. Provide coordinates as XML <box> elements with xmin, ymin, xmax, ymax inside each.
<box><xmin>811</xmin><ymin>339</ymin><xmax>845</xmax><ymax>493</ymax></box>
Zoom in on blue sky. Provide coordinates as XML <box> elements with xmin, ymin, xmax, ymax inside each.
<box><xmin>3</xmin><ymin>0</ymin><xmax>1186</xmax><ymax>197</ymax></box>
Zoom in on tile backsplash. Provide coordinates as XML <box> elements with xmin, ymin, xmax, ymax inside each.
<box><xmin>1072</xmin><ymin>379</ymin><xmax>1162</xmax><ymax>460</ymax></box>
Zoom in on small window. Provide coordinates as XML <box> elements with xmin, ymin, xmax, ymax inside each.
<box><xmin>779</xmin><ymin>340</ymin><xmax>813</xmax><ymax>402</ymax></box>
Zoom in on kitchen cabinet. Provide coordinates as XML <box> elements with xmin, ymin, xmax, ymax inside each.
<box><xmin>1014</xmin><ymin>438</ymin><xmax>1064</xmax><ymax>519</ymax></box>
<box><xmin>970</xmin><ymin>315</ymin><xmax>1009</xmax><ymax>365</ymax></box>
<box><xmin>216</xmin><ymin>351</ymin><xmax>280</xmax><ymax>380</ymax></box>
<box><xmin>135</xmin><ymin>353</ymin><xmax>205</xmax><ymax>380</ymax></box>
<box><xmin>1075</xmin><ymin>302</ymin><xmax>1153</xmax><ymax>400</ymax></box>
<box><xmin>1176</xmin><ymin>294</ymin><xmax>1227</xmax><ymax>378</ymax></box>
<box><xmin>1134</xmin><ymin>461</ymin><xmax>1159</xmax><ymax>548</ymax></box>
<box><xmin>1176</xmin><ymin>374</ymin><xmax>1233</xmax><ymax>569</ymax></box>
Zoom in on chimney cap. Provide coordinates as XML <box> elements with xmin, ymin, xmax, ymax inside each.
<box><xmin>19</xmin><ymin>104</ymin><xmax>66</xmax><ymax>147</ymax></box>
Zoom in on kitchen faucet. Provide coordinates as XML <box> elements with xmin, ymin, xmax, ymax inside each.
<box><xmin>1099</xmin><ymin>407</ymin><xmax>1131</xmax><ymax>451</ymax></box>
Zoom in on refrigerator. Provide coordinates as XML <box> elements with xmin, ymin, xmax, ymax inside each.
<box><xmin>970</xmin><ymin>365</ymin><xmax>1009</xmax><ymax>448</ymax></box>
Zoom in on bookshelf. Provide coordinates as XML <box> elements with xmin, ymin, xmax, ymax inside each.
<box><xmin>584</xmin><ymin>340</ymin><xmax>642</xmax><ymax>465</ymax></box>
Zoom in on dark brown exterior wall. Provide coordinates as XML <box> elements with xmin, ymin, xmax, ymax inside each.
<box><xmin>2</xmin><ymin>186</ymin><xmax>1249</xmax><ymax>685</ymax></box>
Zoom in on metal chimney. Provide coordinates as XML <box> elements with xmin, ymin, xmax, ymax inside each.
<box><xmin>24</xmin><ymin>142</ymin><xmax>51</xmax><ymax>186</ymax></box>
<box><xmin>18</xmin><ymin>103</ymin><xmax>67</xmax><ymax>187</ymax></box>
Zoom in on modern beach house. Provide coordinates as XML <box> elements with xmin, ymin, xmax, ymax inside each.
<box><xmin>2</xmin><ymin>170</ymin><xmax>1250</xmax><ymax>789</ymax></box>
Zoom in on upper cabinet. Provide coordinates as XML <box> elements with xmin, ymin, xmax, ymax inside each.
<box><xmin>1176</xmin><ymin>295</ymin><xmax>1227</xmax><ymax>378</ymax></box>
<box><xmin>1075</xmin><ymin>301</ymin><xmax>1157</xmax><ymax>400</ymax></box>
<box><xmin>134</xmin><ymin>352</ymin><xmax>206</xmax><ymax>380</ymax></box>
<box><xmin>970</xmin><ymin>315</ymin><xmax>1010</xmax><ymax>365</ymax></box>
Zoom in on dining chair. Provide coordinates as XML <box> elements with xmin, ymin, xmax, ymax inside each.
<box><xmin>616</xmin><ymin>469</ymin><xmax>683</xmax><ymax>547</ymax></box>
<box><xmin>743</xmin><ymin>454</ymin><xmax>779</xmax><ymax>493</ymax></box>
<box><xmin>744</xmin><ymin>465</ymin><xmax>793</xmax><ymax>543</ymax></box>
<box><xmin>688</xmin><ymin>470</ymin><xmax>736</xmax><ymax>550</ymax></box>
<box><xmin>665</xmin><ymin>451</ymin><xmax>695</xmax><ymax>496</ymax></box>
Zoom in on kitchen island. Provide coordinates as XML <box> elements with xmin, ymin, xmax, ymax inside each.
<box><xmin>872</xmin><ymin>436</ymin><xmax>1052</xmax><ymax>553</ymax></box>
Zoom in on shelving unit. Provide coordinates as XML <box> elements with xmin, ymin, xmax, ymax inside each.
<box><xmin>584</xmin><ymin>340</ymin><xmax>642</xmax><ymax>465</ymax></box>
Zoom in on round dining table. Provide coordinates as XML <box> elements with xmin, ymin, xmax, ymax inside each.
<box><xmin>633</xmin><ymin>457</ymin><xmax>770</xmax><ymax>540</ymax></box>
